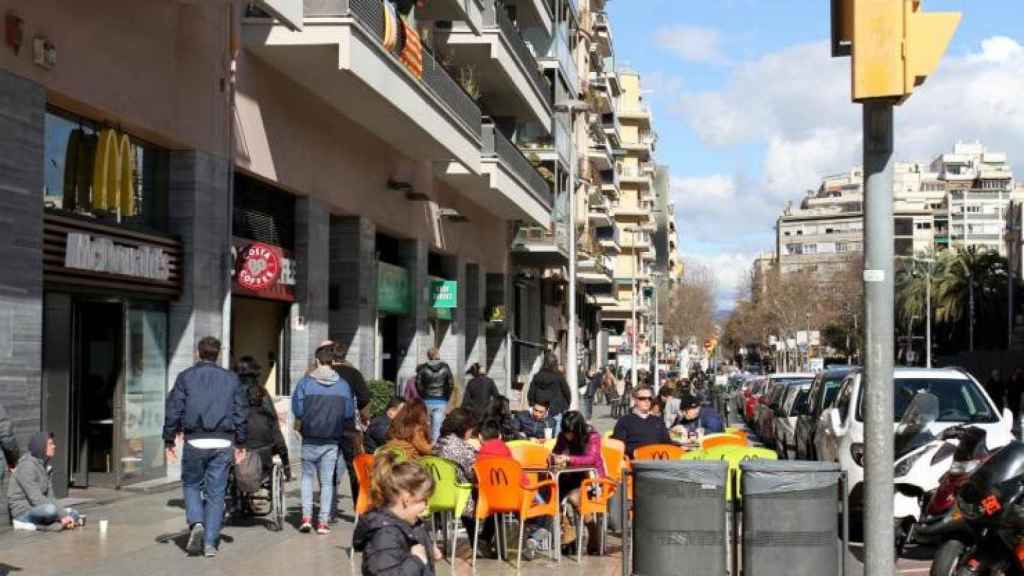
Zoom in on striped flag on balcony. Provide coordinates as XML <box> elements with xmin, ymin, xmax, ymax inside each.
<box><xmin>398</xmin><ymin>18</ymin><xmax>423</xmax><ymax>78</ymax></box>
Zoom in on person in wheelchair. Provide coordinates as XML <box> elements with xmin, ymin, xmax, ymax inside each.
<box><xmin>237</xmin><ymin>368</ymin><xmax>291</xmax><ymax>514</ymax></box>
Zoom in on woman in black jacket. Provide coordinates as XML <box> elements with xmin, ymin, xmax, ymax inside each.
<box><xmin>243</xmin><ymin>375</ymin><xmax>290</xmax><ymax>481</ymax></box>
<box><xmin>527</xmin><ymin>353</ymin><xmax>572</xmax><ymax>433</ymax></box>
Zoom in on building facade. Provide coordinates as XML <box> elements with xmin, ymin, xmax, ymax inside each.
<box><xmin>0</xmin><ymin>0</ymin><xmax>591</xmax><ymax>495</ymax></box>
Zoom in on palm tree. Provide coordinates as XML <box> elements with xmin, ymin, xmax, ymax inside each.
<box><xmin>933</xmin><ymin>247</ymin><xmax>1008</xmax><ymax>351</ymax></box>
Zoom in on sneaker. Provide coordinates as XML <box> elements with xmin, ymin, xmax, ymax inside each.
<box><xmin>316</xmin><ymin>523</ymin><xmax>331</xmax><ymax>535</ymax></box>
<box><xmin>523</xmin><ymin>538</ymin><xmax>538</xmax><ymax>561</ymax></box>
<box><xmin>299</xmin><ymin>518</ymin><xmax>313</xmax><ymax>533</ymax></box>
<box><xmin>12</xmin><ymin>520</ymin><xmax>37</xmax><ymax>531</ymax></box>
<box><xmin>204</xmin><ymin>545</ymin><xmax>217</xmax><ymax>558</ymax></box>
<box><xmin>532</xmin><ymin>528</ymin><xmax>552</xmax><ymax>551</ymax></box>
<box><xmin>187</xmin><ymin>523</ymin><xmax>205</xmax><ymax>556</ymax></box>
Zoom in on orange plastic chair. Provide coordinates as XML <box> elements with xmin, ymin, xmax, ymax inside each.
<box><xmin>701</xmin><ymin>433</ymin><xmax>747</xmax><ymax>451</ymax></box>
<box><xmin>601</xmin><ymin>438</ymin><xmax>626</xmax><ymax>484</ymax></box>
<box><xmin>507</xmin><ymin>441</ymin><xmax>552</xmax><ymax>471</ymax></box>
<box><xmin>353</xmin><ymin>453</ymin><xmax>375</xmax><ymax>518</ymax></box>
<box><xmin>577</xmin><ymin>474</ymin><xmax>618</xmax><ymax>559</ymax></box>
<box><xmin>472</xmin><ymin>457</ymin><xmax>558</xmax><ymax>570</ymax></box>
<box><xmin>633</xmin><ymin>443</ymin><xmax>686</xmax><ymax>461</ymax></box>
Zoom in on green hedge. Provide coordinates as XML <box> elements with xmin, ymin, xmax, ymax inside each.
<box><xmin>367</xmin><ymin>379</ymin><xmax>396</xmax><ymax>417</ymax></box>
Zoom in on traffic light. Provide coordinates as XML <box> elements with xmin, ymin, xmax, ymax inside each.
<box><xmin>831</xmin><ymin>0</ymin><xmax>960</xmax><ymax>103</ymax></box>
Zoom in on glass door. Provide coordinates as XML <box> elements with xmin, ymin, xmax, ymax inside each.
<box><xmin>119</xmin><ymin>304</ymin><xmax>168</xmax><ymax>485</ymax></box>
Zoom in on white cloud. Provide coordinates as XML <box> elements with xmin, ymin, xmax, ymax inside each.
<box><xmin>655</xmin><ymin>25</ymin><xmax>730</xmax><ymax>65</ymax></box>
<box><xmin>668</xmin><ymin>36</ymin><xmax>1024</xmax><ymax>307</ymax></box>
<box><xmin>681</xmin><ymin>251</ymin><xmax>759</xmax><ymax>308</ymax></box>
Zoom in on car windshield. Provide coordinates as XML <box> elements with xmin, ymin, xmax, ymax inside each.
<box><xmin>856</xmin><ymin>377</ymin><xmax>997</xmax><ymax>423</ymax></box>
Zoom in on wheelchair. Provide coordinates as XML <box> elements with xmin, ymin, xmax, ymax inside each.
<box><xmin>225</xmin><ymin>449</ymin><xmax>288</xmax><ymax>532</ymax></box>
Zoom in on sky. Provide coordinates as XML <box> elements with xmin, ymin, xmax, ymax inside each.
<box><xmin>605</xmin><ymin>0</ymin><xmax>1024</xmax><ymax>309</ymax></box>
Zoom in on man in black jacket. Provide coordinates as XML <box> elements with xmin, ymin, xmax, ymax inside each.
<box><xmin>461</xmin><ymin>363</ymin><xmax>499</xmax><ymax>420</ymax></box>
<box><xmin>527</xmin><ymin>353</ymin><xmax>572</xmax><ymax>435</ymax></box>
<box><xmin>163</xmin><ymin>337</ymin><xmax>247</xmax><ymax>558</ymax></box>
<box><xmin>416</xmin><ymin>348</ymin><xmax>453</xmax><ymax>442</ymax></box>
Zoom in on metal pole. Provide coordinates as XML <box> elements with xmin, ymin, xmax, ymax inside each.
<box><xmin>630</xmin><ymin>228</ymin><xmax>638</xmax><ymax>391</ymax></box>
<box><xmin>862</xmin><ymin>100</ymin><xmax>896</xmax><ymax>576</ymax></box>
<box><xmin>653</xmin><ymin>274</ymin><xmax>660</xmax><ymax>394</ymax></box>
<box><xmin>969</xmin><ymin>271</ymin><xmax>975</xmax><ymax>352</ymax></box>
<box><xmin>567</xmin><ymin>110</ymin><xmax>579</xmax><ymax>408</ymax></box>
<box><xmin>926</xmin><ymin>267</ymin><xmax>932</xmax><ymax>368</ymax></box>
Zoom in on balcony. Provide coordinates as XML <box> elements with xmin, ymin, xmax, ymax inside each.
<box><xmin>602</xmin><ymin>111</ymin><xmax>622</xmax><ymax>148</ymax></box>
<box><xmin>415</xmin><ymin>0</ymin><xmax>486</xmax><ymax>33</ymax></box>
<box><xmin>511</xmin><ymin>222</ymin><xmax>569</xmax><ymax>267</ymax></box>
<box><xmin>244</xmin><ymin>0</ymin><xmax>482</xmax><ymax>174</ymax></box>
<box><xmin>538</xmin><ymin>27</ymin><xmax>580</xmax><ymax>95</ymax></box>
<box><xmin>591</xmin><ymin>12</ymin><xmax>612</xmax><ymax>58</ymax></box>
<box><xmin>620</xmin><ymin>165</ymin><xmax>652</xmax><ymax>189</ymax></box>
<box><xmin>594</xmin><ymin>222</ymin><xmax>621</xmax><ymax>253</ymax></box>
<box><xmin>588</xmin><ymin>138</ymin><xmax>614</xmax><ymax>172</ymax></box>
<box><xmin>587</xmin><ymin>72</ymin><xmax>613</xmax><ymax>115</ymax></box>
<box><xmin>621</xmin><ymin>133</ymin><xmax>654</xmax><ymax>159</ymax></box>
<box><xmin>479</xmin><ymin>123</ymin><xmax>553</xmax><ymax>226</ymax></box>
<box><xmin>618</xmin><ymin>102</ymin><xmax>651</xmax><ymax>125</ymax></box>
<box><xmin>599</xmin><ymin>168</ymin><xmax>620</xmax><ymax>199</ymax></box>
<box><xmin>443</xmin><ymin>1</ymin><xmax>553</xmax><ymax>127</ymax></box>
<box><xmin>519</xmin><ymin>116</ymin><xmax>571</xmax><ymax>170</ymax></box>
<box><xmin>578</xmin><ymin>254</ymin><xmax>614</xmax><ymax>285</ymax></box>
<box><xmin>588</xmin><ymin>193</ymin><xmax>613</xmax><ymax>227</ymax></box>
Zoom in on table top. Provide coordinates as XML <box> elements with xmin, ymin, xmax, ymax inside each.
<box><xmin>522</xmin><ymin>465</ymin><xmax>597</xmax><ymax>475</ymax></box>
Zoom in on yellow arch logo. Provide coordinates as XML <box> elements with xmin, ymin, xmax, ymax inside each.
<box><xmin>92</xmin><ymin>129</ymin><xmax>136</xmax><ymax>217</ymax></box>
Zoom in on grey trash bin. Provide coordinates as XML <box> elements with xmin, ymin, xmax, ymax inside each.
<box><xmin>740</xmin><ymin>460</ymin><xmax>841</xmax><ymax>576</ymax></box>
<box><xmin>632</xmin><ymin>460</ymin><xmax>729</xmax><ymax>576</ymax></box>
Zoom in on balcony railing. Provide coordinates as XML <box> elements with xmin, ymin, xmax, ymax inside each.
<box><xmin>483</xmin><ymin>2</ymin><xmax>552</xmax><ymax>107</ymax></box>
<box><xmin>304</xmin><ymin>0</ymin><xmax>481</xmax><ymax>136</ymax></box>
<box><xmin>483</xmin><ymin>123</ymin><xmax>554</xmax><ymax>210</ymax></box>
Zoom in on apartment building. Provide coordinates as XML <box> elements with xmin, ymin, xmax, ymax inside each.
<box><xmin>0</xmin><ymin>0</ymin><xmax>579</xmax><ymax>495</ymax></box>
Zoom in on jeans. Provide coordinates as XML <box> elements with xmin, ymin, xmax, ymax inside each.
<box><xmin>329</xmin><ymin>432</ymin><xmax>358</xmax><ymax>521</ymax></box>
<box><xmin>551</xmin><ymin>413</ymin><xmax>563</xmax><ymax>437</ymax></box>
<box><xmin>425</xmin><ymin>400</ymin><xmax>447</xmax><ymax>442</ymax></box>
<box><xmin>181</xmin><ymin>444</ymin><xmax>233</xmax><ymax>548</ymax></box>
<box><xmin>582</xmin><ymin>396</ymin><xmax>594</xmax><ymax>420</ymax></box>
<box><xmin>15</xmin><ymin>503</ymin><xmax>80</xmax><ymax>526</ymax></box>
<box><xmin>301</xmin><ymin>443</ymin><xmax>339</xmax><ymax>525</ymax></box>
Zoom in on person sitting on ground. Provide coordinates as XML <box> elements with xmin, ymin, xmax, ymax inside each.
<box><xmin>672</xmin><ymin>391</ymin><xmax>725</xmax><ymax>438</ymax></box>
<box><xmin>8</xmin><ymin>432</ymin><xmax>83</xmax><ymax>531</ymax></box>
<box><xmin>514</xmin><ymin>400</ymin><xmax>557</xmax><ymax>441</ymax></box>
<box><xmin>380</xmin><ymin>400</ymin><xmax>433</xmax><ymax>461</ymax></box>
<box><xmin>353</xmin><ymin>450</ymin><xmax>442</xmax><ymax>575</ymax></box>
<box><xmin>461</xmin><ymin>363</ymin><xmax>500</xmax><ymax>420</ymax></box>
<box><xmin>365</xmin><ymin>397</ymin><xmax>404</xmax><ymax>454</ymax></box>
<box><xmin>610</xmin><ymin>386</ymin><xmax>671</xmax><ymax>458</ymax></box>
<box><xmin>551</xmin><ymin>411</ymin><xmax>605</xmax><ymax>555</ymax></box>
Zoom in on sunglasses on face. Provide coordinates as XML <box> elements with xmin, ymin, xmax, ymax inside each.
<box><xmin>636</xmin><ymin>396</ymin><xmax>653</xmax><ymax>401</ymax></box>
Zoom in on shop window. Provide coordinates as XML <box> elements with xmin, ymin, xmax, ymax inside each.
<box><xmin>43</xmin><ymin>108</ymin><xmax>170</xmax><ymax>233</ymax></box>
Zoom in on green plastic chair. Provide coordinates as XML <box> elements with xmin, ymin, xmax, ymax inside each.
<box><xmin>418</xmin><ymin>456</ymin><xmax>473</xmax><ymax>566</ymax></box>
<box><xmin>683</xmin><ymin>445</ymin><xmax>778</xmax><ymax>500</ymax></box>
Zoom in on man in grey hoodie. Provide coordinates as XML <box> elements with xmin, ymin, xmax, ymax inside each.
<box><xmin>8</xmin><ymin>432</ymin><xmax>82</xmax><ymax>530</ymax></box>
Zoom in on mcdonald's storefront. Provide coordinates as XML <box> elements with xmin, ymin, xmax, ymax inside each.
<box><xmin>40</xmin><ymin>106</ymin><xmax>180</xmax><ymax>493</ymax></box>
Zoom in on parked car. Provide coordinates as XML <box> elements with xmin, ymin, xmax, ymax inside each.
<box><xmin>795</xmin><ymin>367</ymin><xmax>857</xmax><ymax>461</ymax></box>
<box><xmin>773</xmin><ymin>380</ymin><xmax>813</xmax><ymax>459</ymax></box>
<box><xmin>743</xmin><ymin>377</ymin><xmax>768</xmax><ymax>423</ymax></box>
<box><xmin>816</xmin><ymin>367</ymin><xmax>1014</xmax><ymax>516</ymax></box>
<box><xmin>755</xmin><ymin>374</ymin><xmax>814</xmax><ymax>442</ymax></box>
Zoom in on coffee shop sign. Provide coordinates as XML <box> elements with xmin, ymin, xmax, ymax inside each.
<box><xmin>65</xmin><ymin>232</ymin><xmax>171</xmax><ymax>281</ymax></box>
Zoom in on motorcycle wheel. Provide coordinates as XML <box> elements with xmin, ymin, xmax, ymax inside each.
<box><xmin>894</xmin><ymin>518</ymin><xmax>909</xmax><ymax>558</ymax></box>
<box><xmin>930</xmin><ymin>540</ymin><xmax>965</xmax><ymax>576</ymax></box>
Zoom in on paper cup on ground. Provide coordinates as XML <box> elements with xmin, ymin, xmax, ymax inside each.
<box><xmin>99</xmin><ymin>520</ymin><xmax>108</xmax><ymax>534</ymax></box>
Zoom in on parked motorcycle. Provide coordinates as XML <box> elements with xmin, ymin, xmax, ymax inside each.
<box><xmin>930</xmin><ymin>441</ymin><xmax>1024</xmax><ymax>576</ymax></box>
<box><xmin>892</xmin><ymin>391</ymin><xmax>946</xmax><ymax>556</ymax></box>
<box><xmin>914</xmin><ymin>426</ymin><xmax>990</xmax><ymax>548</ymax></box>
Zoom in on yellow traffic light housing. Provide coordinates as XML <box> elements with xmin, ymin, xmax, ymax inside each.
<box><xmin>832</xmin><ymin>0</ymin><xmax>960</xmax><ymax>103</ymax></box>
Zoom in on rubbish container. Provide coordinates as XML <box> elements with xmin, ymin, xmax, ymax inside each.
<box><xmin>631</xmin><ymin>460</ymin><xmax>729</xmax><ymax>576</ymax></box>
<box><xmin>740</xmin><ymin>460</ymin><xmax>841</xmax><ymax>576</ymax></box>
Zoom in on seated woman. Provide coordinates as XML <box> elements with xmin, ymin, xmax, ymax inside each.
<box><xmin>551</xmin><ymin>411</ymin><xmax>605</xmax><ymax>554</ymax></box>
<box><xmin>380</xmin><ymin>400</ymin><xmax>433</xmax><ymax>461</ymax></box>
<box><xmin>433</xmin><ymin>408</ymin><xmax>491</xmax><ymax>557</ymax></box>
<box><xmin>483</xmin><ymin>395</ymin><xmax>521</xmax><ymax>441</ymax></box>
<box><xmin>245</xmin><ymin>379</ymin><xmax>291</xmax><ymax>481</ymax></box>
<box><xmin>9</xmin><ymin>433</ymin><xmax>83</xmax><ymax>531</ymax></box>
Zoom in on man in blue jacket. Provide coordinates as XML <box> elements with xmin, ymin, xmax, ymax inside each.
<box><xmin>672</xmin><ymin>390</ymin><xmax>725</xmax><ymax>437</ymax></box>
<box><xmin>292</xmin><ymin>345</ymin><xmax>354</xmax><ymax>535</ymax></box>
<box><xmin>163</xmin><ymin>337</ymin><xmax>247</xmax><ymax>558</ymax></box>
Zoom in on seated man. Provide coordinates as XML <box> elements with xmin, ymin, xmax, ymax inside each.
<box><xmin>514</xmin><ymin>400</ymin><xmax>556</xmax><ymax>440</ymax></box>
<box><xmin>364</xmin><ymin>397</ymin><xmax>404</xmax><ymax>453</ymax></box>
<box><xmin>672</xmin><ymin>391</ymin><xmax>725</xmax><ymax>438</ymax></box>
<box><xmin>611</xmin><ymin>386</ymin><xmax>671</xmax><ymax>457</ymax></box>
<box><xmin>8</xmin><ymin>432</ymin><xmax>82</xmax><ymax>531</ymax></box>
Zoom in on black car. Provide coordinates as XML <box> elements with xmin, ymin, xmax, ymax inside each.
<box><xmin>793</xmin><ymin>367</ymin><xmax>857</xmax><ymax>461</ymax></box>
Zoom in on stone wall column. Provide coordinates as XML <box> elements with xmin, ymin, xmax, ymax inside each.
<box><xmin>397</xmin><ymin>239</ymin><xmax>429</xmax><ymax>385</ymax></box>
<box><xmin>329</xmin><ymin>216</ymin><xmax>377</xmax><ymax>378</ymax></box>
<box><xmin>288</xmin><ymin>197</ymin><xmax>330</xmax><ymax>386</ymax></box>
<box><xmin>0</xmin><ymin>70</ymin><xmax>44</xmax><ymax>464</ymax></box>
<box><xmin>485</xmin><ymin>272</ymin><xmax>509</xmax><ymax>393</ymax></box>
<box><xmin>464</xmin><ymin>263</ymin><xmax>484</xmax><ymax>370</ymax></box>
<box><xmin>437</xmin><ymin>255</ymin><xmax>467</xmax><ymax>386</ymax></box>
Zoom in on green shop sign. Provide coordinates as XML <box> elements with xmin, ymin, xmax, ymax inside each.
<box><xmin>430</xmin><ymin>278</ymin><xmax>457</xmax><ymax>321</ymax></box>
<box><xmin>377</xmin><ymin>262</ymin><xmax>411</xmax><ymax>315</ymax></box>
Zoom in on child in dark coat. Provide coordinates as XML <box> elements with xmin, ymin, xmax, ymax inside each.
<box><xmin>353</xmin><ymin>450</ymin><xmax>440</xmax><ymax>575</ymax></box>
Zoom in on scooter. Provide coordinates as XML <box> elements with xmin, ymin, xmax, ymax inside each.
<box><xmin>913</xmin><ymin>426</ymin><xmax>989</xmax><ymax>547</ymax></box>
<box><xmin>930</xmin><ymin>441</ymin><xmax>1024</xmax><ymax>576</ymax></box>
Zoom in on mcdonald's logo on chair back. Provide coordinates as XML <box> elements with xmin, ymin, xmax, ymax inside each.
<box><xmin>474</xmin><ymin>457</ymin><xmax>524</xmax><ymax>516</ymax></box>
<box><xmin>353</xmin><ymin>453</ymin><xmax>375</xmax><ymax>514</ymax></box>
<box><xmin>634</xmin><ymin>443</ymin><xmax>685</xmax><ymax>461</ymax></box>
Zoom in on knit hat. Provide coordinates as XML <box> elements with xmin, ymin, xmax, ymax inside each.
<box><xmin>679</xmin><ymin>391</ymin><xmax>701</xmax><ymax>410</ymax></box>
